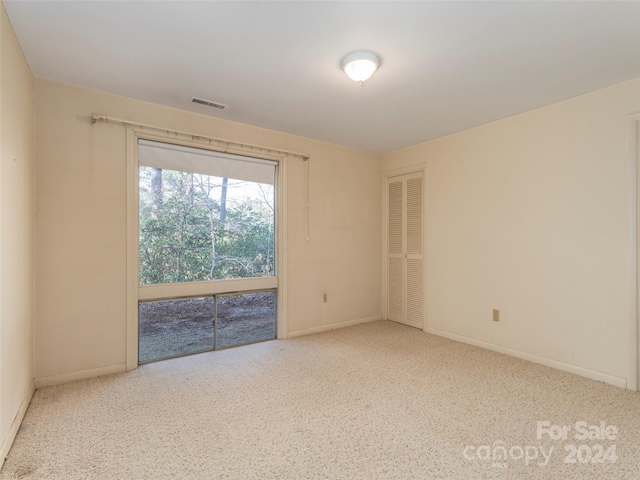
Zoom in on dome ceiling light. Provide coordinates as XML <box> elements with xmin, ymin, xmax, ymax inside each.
<box><xmin>340</xmin><ymin>51</ymin><xmax>381</xmax><ymax>85</ymax></box>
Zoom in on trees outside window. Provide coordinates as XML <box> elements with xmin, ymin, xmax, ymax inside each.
<box><xmin>139</xmin><ymin>167</ymin><xmax>275</xmax><ymax>285</ymax></box>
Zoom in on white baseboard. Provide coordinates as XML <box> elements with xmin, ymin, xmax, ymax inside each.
<box><xmin>426</xmin><ymin>327</ymin><xmax>627</xmax><ymax>389</ymax></box>
<box><xmin>288</xmin><ymin>315</ymin><xmax>382</xmax><ymax>338</ymax></box>
<box><xmin>35</xmin><ymin>363</ymin><xmax>127</xmax><ymax>388</ymax></box>
<box><xmin>0</xmin><ymin>380</ymin><xmax>35</xmax><ymax>469</ymax></box>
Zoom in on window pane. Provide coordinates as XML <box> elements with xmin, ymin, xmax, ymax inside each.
<box><xmin>139</xmin><ymin>297</ymin><xmax>214</xmax><ymax>363</ymax></box>
<box><xmin>139</xmin><ymin>165</ymin><xmax>275</xmax><ymax>285</ymax></box>
<box><xmin>215</xmin><ymin>291</ymin><xmax>276</xmax><ymax>349</ymax></box>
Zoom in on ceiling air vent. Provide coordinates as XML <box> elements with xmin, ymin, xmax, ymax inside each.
<box><xmin>190</xmin><ymin>97</ymin><xmax>226</xmax><ymax>110</ymax></box>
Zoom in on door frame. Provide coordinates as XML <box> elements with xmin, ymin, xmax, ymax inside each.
<box><xmin>382</xmin><ymin>164</ymin><xmax>427</xmax><ymax>331</ymax></box>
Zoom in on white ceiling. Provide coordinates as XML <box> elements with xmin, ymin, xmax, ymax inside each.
<box><xmin>4</xmin><ymin>1</ymin><xmax>640</xmax><ymax>154</ymax></box>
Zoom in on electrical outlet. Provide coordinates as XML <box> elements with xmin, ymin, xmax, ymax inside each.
<box><xmin>493</xmin><ymin>309</ymin><xmax>500</xmax><ymax>322</ymax></box>
<box><xmin>323</xmin><ymin>293</ymin><xmax>328</xmax><ymax>303</ymax></box>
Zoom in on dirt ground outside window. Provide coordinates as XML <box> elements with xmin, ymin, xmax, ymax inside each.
<box><xmin>139</xmin><ymin>292</ymin><xmax>276</xmax><ymax>363</ymax></box>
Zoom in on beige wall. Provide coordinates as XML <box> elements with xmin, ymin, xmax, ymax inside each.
<box><xmin>383</xmin><ymin>79</ymin><xmax>640</xmax><ymax>384</ymax></box>
<box><xmin>0</xmin><ymin>2</ymin><xmax>34</xmax><ymax>459</ymax></box>
<box><xmin>34</xmin><ymin>79</ymin><xmax>382</xmax><ymax>381</ymax></box>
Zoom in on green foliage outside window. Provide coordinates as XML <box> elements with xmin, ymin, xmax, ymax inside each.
<box><xmin>139</xmin><ymin>167</ymin><xmax>274</xmax><ymax>285</ymax></box>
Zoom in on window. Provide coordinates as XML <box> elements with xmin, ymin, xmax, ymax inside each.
<box><xmin>138</xmin><ymin>290</ymin><xmax>276</xmax><ymax>363</ymax></box>
<box><xmin>137</xmin><ymin>139</ymin><xmax>278</xmax><ymax>363</ymax></box>
<box><xmin>138</xmin><ymin>140</ymin><xmax>275</xmax><ymax>284</ymax></box>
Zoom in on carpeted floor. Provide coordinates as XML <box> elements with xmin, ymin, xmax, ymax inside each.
<box><xmin>2</xmin><ymin>320</ymin><xmax>639</xmax><ymax>479</ymax></box>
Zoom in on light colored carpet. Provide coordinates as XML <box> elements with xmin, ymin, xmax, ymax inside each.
<box><xmin>2</xmin><ymin>320</ymin><xmax>639</xmax><ymax>480</ymax></box>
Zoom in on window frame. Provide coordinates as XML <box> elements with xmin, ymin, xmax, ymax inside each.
<box><xmin>126</xmin><ymin>128</ymin><xmax>289</xmax><ymax>370</ymax></box>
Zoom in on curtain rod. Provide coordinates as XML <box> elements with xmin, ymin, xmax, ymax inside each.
<box><xmin>90</xmin><ymin>113</ymin><xmax>310</xmax><ymax>161</ymax></box>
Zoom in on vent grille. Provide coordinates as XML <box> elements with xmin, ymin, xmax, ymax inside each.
<box><xmin>190</xmin><ymin>97</ymin><xmax>226</xmax><ymax>110</ymax></box>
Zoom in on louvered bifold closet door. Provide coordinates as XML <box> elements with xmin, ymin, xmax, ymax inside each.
<box><xmin>387</xmin><ymin>172</ymin><xmax>424</xmax><ymax>329</ymax></box>
<box><xmin>405</xmin><ymin>176</ymin><xmax>423</xmax><ymax>328</ymax></box>
<box><xmin>387</xmin><ymin>179</ymin><xmax>404</xmax><ymax>323</ymax></box>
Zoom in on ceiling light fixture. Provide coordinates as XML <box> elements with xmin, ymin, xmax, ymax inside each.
<box><xmin>340</xmin><ymin>51</ymin><xmax>380</xmax><ymax>85</ymax></box>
